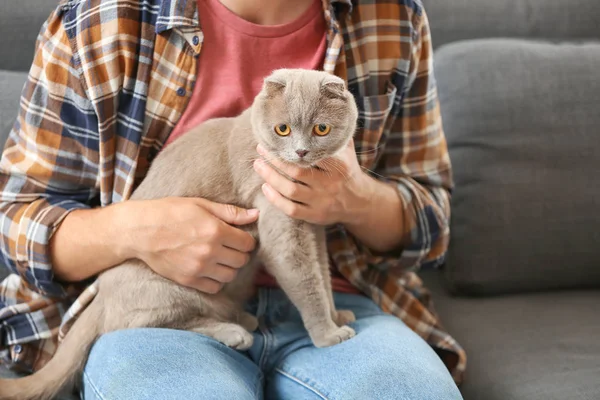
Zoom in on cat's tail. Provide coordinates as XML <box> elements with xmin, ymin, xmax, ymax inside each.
<box><xmin>0</xmin><ymin>298</ymin><xmax>103</xmax><ymax>400</ymax></box>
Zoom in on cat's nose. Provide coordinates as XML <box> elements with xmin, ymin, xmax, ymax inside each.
<box><xmin>296</xmin><ymin>149</ymin><xmax>309</xmax><ymax>158</ymax></box>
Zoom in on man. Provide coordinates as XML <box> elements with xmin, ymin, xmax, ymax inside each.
<box><xmin>0</xmin><ymin>0</ymin><xmax>466</xmax><ymax>398</ymax></box>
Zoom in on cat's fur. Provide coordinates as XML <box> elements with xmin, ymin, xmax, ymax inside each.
<box><xmin>0</xmin><ymin>69</ymin><xmax>359</xmax><ymax>400</ymax></box>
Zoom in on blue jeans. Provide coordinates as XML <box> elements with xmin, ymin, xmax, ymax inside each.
<box><xmin>82</xmin><ymin>288</ymin><xmax>462</xmax><ymax>399</ymax></box>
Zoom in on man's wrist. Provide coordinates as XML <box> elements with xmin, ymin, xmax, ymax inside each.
<box><xmin>52</xmin><ymin>202</ymin><xmax>132</xmax><ymax>281</ymax></box>
<box><xmin>111</xmin><ymin>200</ymin><xmax>142</xmax><ymax>261</ymax></box>
<box><xmin>339</xmin><ymin>171</ymin><xmax>377</xmax><ymax>228</ymax></box>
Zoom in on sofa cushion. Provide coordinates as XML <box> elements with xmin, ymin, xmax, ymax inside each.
<box><xmin>0</xmin><ymin>70</ymin><xmax>27</xmax><ymax>148</ymax></box>
<box><xmin>435</xmin><ymin>39</ymin><xmax>600</xmax><ymax>295</ymax></box>
<box><xmin>421</xmin><ymin>270</ymin><xmax>600</xmax><ymax>400</ymax></box>
<box><xmin>425</xmin><ymin>0</ymin><xmax>600</xmax><ymax>49</ymax></box>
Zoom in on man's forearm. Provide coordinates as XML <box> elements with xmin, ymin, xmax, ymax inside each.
<box><xmin>342</xmin><ymin>174</ymin><xmax>406</xmax><ymax>253</ymax></box>
<box><xmin>51</xmin><ymin>202</ymin><xmax>132</xmax><ymax>282</ymax></box>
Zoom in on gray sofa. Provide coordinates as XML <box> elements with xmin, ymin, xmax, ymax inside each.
<box><xmin>1</xmin><ymin>1</ymin><xmax>599</xmax><ymax>399</ymax></box>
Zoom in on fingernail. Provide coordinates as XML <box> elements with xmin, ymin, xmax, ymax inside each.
<box><xmin>247</xmin><ymin>209</ymin><xmax>259</xmax><ymax>217</ymax></box>
<box><xmin>261</xmin><ymin>183</ymin><xmax>269</xmax><ymax>193</ymax></box>
<box><xmin>256</xmin><ymin>145</ymin><xmax>265</xmax><ymax>155</ymax></box>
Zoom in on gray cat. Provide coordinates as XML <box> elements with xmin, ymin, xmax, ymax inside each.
<box><xmin>0</xmin><ymin>69</ymin><xmax>359</xmax><ymax>400</ymax></box>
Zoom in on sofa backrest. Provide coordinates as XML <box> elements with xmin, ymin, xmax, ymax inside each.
<box><xmin>423</xmin><ymin>0</ymin><xmax>600</xmax><ymax>49</ymax></box>
<box><xmin>0</xmin><ymin>1</ymin><xmax>58</xmax><ymax>72</ymax></box>
<box><xmin>427</xmin><ymin>0</ymin><xmax>600</xmax><ymax>295</ymax></box>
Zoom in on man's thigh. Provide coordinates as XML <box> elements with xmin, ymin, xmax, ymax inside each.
<box><xmin>82</xmin><ymin>328</ymin><xmax>263</xmax><ymax>400</ymax></box>
<box><xmin>265</xmin><ymin>293</ymin><xmax>463</xmax><ymax>400</ymax></box>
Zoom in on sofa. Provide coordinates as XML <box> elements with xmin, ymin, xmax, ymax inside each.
<box><xmin>1</xmin><ymin>1</ymin><xmax>599</xmax><ymax>399</ymax></box>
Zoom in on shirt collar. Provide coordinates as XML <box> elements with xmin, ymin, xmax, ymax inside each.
<box><xmin>156</xmin><ymin>0</ymin><xmax>199</xmax><ymax>34</ymax></box>
<box><xmin>155</xmin><ymin>0</ymin><xmax>353</xmax><ymax>34</ymax></box>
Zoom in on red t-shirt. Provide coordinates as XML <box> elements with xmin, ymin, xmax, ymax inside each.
<box><xmin>167</xmin><ymin>0</ymin><xmax>359</xmax><ymax>294</ymax></box>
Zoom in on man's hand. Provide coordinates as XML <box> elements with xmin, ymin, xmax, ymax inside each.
<box><xmin>51</xmin><ymin>197</ymin><xmax>258</xmax><ymax>293</ymax></box>
<box><xmin>123</xmin><ymin>198</ymin><xmax>258</xmax><ymax>294</ymax></box>
<box><xmin>253</xmin><ymin>139</ymin><xmax>372</xmax><ymax>226</ymax></box>
<box><xmin>253</xmin><ymin>140</ymin><xmax>407</xmax><ymax>253</ymax></box>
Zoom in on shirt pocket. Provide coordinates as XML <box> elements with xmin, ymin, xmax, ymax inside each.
<box><xmin>355</xmin><ymin>82</ymin><xmax>398</xmax><ymax>169</ymax></box>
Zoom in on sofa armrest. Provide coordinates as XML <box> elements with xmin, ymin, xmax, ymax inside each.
<box><xmin>0</xmin><ymin>1</ymin><xmax>58</xmax><ymax>72</ymax></box>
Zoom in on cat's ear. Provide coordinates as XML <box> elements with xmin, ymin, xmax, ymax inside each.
<box><xmin>263</xmin><ymin>74</ymin><xmax>287</xmax><ymax>97</ymax></box>
<box><xmin>321</xmin><ymin>75</ymin><xmax>347</xmax><ymax>100</ymax></box>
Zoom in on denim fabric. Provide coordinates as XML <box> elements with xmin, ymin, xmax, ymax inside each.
<box><xmin>82</xmin><ymin>289</ymin><xmax>462</xmax><ymax>400</ymax></box>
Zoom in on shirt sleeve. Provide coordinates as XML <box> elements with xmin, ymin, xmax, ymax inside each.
<box><xmin>367</xmin><ymin>9</ymin><xmax>453</xmax><ymax>271</ymax></box>
<box><xmin>0</xmin><ymin>8</ymin><xmax>99</xmax><ymax>298</ymax></box>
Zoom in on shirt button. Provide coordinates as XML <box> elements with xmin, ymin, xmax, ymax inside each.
<box><xmin>14</xmin><ymin>344</ymin><xmax>22</xmax><ymax>354</ymax></box>
<box><xmin>192</xmin><ymin>35</ymin><xmax>200</xmax><ymax>46</ymax></box>
<box><xmin>176</xmin><ymin>87</ymin><xmax>186</xmax><ymax>97</ymax></box>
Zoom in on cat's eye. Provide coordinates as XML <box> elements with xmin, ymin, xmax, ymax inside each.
<box><xmin>274</xmin><ymin>124</ymin><xmax>291</xmax><ymax>136</ymax></box>
<box><xmin>313</xmin><ymin>124</ymin><xmax>331</xmax><ymax>136</ymax></box>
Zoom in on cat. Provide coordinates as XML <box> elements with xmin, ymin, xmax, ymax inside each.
<box><xmin>0</xmin><ymin>68</ymin><xmax>359</xmax><ymax>400</ymax></box>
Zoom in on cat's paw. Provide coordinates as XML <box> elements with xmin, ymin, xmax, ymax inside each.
<box><xmin>214</xmin><ymin>324</ymin><xmax>254</xmax><ymax>350</ymax></box>
<box><xmin>332</xmin><ymin>309</ymin><xmax>356</xmax><ymax>326</ymax></box>
<box><xmin>312</xmin><ymin>326</ymin><xmax>356</xmax><ymax>348</ymax></box>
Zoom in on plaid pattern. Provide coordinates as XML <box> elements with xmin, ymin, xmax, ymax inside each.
<box><xmin>0</xmin><ymin>0</ymin><xmax>466</xmax><ymax>384</ymax></box>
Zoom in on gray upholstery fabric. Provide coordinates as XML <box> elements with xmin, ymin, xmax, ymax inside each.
<box><xmin>421</xmin><ymin>270</ymin><xmax>600</xmax><ymax>400</ymax></box>
<box><xmin>0</xmin><ymin>70</ymin><xmax>27</xmax><ymax>279</ymax></box>
<box><xmin>0</xmin><ymin>71</ymin><xmax>27</xmax><ymax>147</ymax></box>
<box><xmin>0</xmin><ymin>1</ymin><xmax>57</xmax><ymax>72</ymax></box>
<box><xmin>424</xmin><ymin>0</ymin><xmax>600</xmax><ymax>49</ymax></box>
<box><xmin>0</xmin><ymin>265</ymin><xmax>8</xmax><ymax>282</ymax></box>
<box><xmin>0</xmin><ymin>366</ymin><xmax>78</xmax><ymax>400</ymax></box>
<box><xmin>435</xmin><ymin>39</ymin><xmax>600</xmax><ymax>295</ymax></box>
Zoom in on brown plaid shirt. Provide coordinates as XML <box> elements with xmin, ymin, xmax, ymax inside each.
<box><xmin>0</xmin><ymin>0</ymin><xmax>466</xmax><ymax>384</ymax></box>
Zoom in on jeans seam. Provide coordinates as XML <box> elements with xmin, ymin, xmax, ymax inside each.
<box><xmin>274</xmin><ymin>368</ymin><xmax>329</xmax><ymax>400</ymax></box>
<box><xmin>82</xmin><ymin>370</ymin><xmax>108</xmax><ymax>400</ymax></box>
<box><xmin>257</xmin><ymin>289</ymin><xmax>271</xmax><ymax>370</ymax></box>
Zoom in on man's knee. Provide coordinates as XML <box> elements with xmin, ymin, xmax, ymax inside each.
<box><xmin>83</xmin><ymin>328</ymin><xmax>262</xmax><ymax>400</ymax></box>
<box><xmin>350</xmin><ymin>353</ymin><xmax>462</xmax><ymax>400</ymax></box>
<box><xmin>336</xmin><ymin>315</ymin><xmax>463</xmax><ymax>399</ymax></box>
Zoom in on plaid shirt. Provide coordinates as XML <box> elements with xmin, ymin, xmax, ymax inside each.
<box><xmin>0</xmin><ymin>0</ymin><xmax>466</xmax><ymax>384</ymax></box>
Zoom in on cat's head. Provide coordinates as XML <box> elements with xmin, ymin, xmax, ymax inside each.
<box><xmin>251</xmin><ymin>69</ymin><xmax>358</xmax><ymax>167</ymax></box>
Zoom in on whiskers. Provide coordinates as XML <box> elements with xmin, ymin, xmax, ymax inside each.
<box><xmin>245</xmin><ymin>146</ymin><xmax>388</xmax><ymax>185</ymax></box>
<box><xmin>360</xmin><ymin>165</ymin><xmax>387</xmax><ymax>180</ymax></box>
<box><xmin>317</xmin><ymin>158</ymin><xmax>351</xmax><ymax>182</ymax></box>
<box><xmin>243</xmin><ymin>153</ymin><xmax>280</xmax><ymax>169</ymax></box>
<box><xmin>354</xmin><ymin>143</ymin><xmax>385</xmax><ymax>156</ymax></box>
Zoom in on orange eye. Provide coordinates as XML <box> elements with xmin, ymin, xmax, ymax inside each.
<box><xmin>313</xmin><ymin>124</ymin><xmax>331</xmax><ymax>136</ymax></box>
<box><xmin>274</xmin><ymin>124</ymin><xmax>291</xmax><ymax>136</ymax></box>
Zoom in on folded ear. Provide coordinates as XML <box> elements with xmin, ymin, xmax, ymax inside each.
<box><xmin>321</xmin><ymin>74</ymin><xmax>346</xmax><ymax>99</ymax></box>
<box><xmin>263</xmin><ymin>73</ymin><xmax>287</xmax><ymax>97</ymax></box>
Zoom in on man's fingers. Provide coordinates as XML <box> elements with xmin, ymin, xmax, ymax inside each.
<box><xmin>201</xmin><ymin>262</ymin><xmax>240</xmax><ymax>283</ymax></box>
<box><xmin>193</xmin><ymin>277</ymin><xmax>225</xmax><ymax>294</ymax></box>
<box><xmin>262</xmin><ymin>183</ymin><xmax>309</xmax><ymax>220</ymax></box>
<box><xmin>219</xmin><ymin>223</ymin><xmax>257</xmax><ymax>253</ymax></box>
<box><xmin>199</xmin><ymin>200</ymin><xmax>259</xmax><ymax>226</ymax></box>
<box><xmin>254</xmin><ymin>159</ymin><xmax>311</xmax><ymax>202</ymax></box>
<box><xmin>215</xmin><ymin>246</ymin><xmax>251</xmax><ymax>269</ymax></box>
